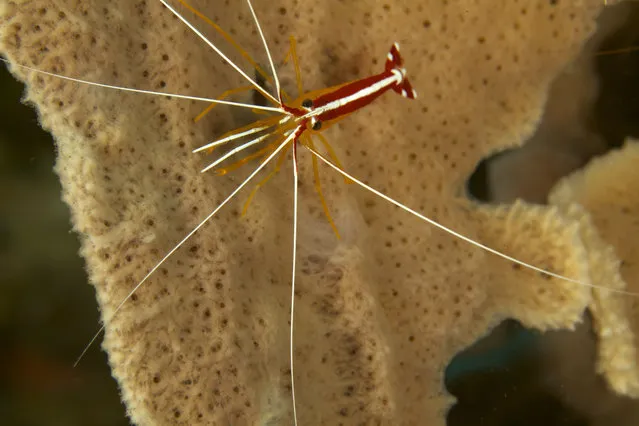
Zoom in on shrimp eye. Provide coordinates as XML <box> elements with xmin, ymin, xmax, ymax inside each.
<box><xmin>312</xmin><ymin>120</ymin><xmax>322</xmax><ymax>131</ymax></box>
<box><xmin>301</xmin><ymin>99</ymin><xmax>313</xmax><ymax>109</ymax></box>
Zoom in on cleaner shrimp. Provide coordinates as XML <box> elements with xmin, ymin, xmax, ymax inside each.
<box><xmin>2</xmin><ymin>0</ymin><xmax>637</xmax><ymax>424</ymax></box>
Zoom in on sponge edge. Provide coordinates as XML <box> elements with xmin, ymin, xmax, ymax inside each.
<box><xmin>473</xmin><ymin>200</ymin><xmax>592</xmax><ymax>329</ymax></box>
<box><xmin>0</xmin><ymin>0</ymin><xmax>619</xmax><ymax>425</ymax></box>
<box><xmin>550</xmin><ymin>140</ymin><xmax>639</xmax><ymax>397</ymax></box>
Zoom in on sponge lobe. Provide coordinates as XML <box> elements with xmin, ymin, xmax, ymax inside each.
<box><xmin>551</xmin><ymin>141</ymin><xmax>639</xmax><ymax>397</ymax></box>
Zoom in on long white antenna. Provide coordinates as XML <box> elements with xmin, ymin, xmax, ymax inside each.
<box><xmin>194</xmin><ymin>117</ymin><xmax>291</xmax><ymax>154</ymax></box>
<box><xmin>193</xmin><ymin>125</ymin><xmax>270</xmax><ymax>153</ymax></box>
<box><xmin>0</xmin><ymin>58</ymin><xmax>281</xmax><ymax>113</ymax></box>
<box><xmin>158</xmin><ymin>0</ymin><xmax>279</xmax><ymax>106</ymax></box>
<box><xmin>74</xmin><ymin>130</ymin><xmax>299</xmax><ymax>366</ymax></box>
<box><xmin>289</xmin><ymin>148</ymin><xmax>300</xmax><ymax>426</ymax></box>
<box><xmin>245</xmin><ymin>0</ymin><xmax>282</xmax><ymax>104</ymax></box>
<box><xmin>199</xmin><ymin>133</ymin><xmax>272</xmax><ymax>173</ymax></box>
<box><xmin>306</xmin><ymin>146</ymin><xmax>639</xmax><ymax>297</ymax></box>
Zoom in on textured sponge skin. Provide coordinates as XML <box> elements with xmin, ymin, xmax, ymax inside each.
<box><xmin>3</xmin><ymin>1</ymin><xmax>634</xmax><ymax>425</ymax></box>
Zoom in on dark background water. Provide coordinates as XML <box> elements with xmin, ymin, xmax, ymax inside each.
<box><xmin>0</xmin><ymin>64</ymin><xmax>128</xmax><ymax>425</ymax></box>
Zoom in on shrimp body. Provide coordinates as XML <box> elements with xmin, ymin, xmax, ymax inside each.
<box><xmin>284</xmin><ymin>42</ymin><xmax>417</xmax><ymax>133</ymax></box>
<box><xmin>199</xmin><ymin>41</ymin><xmax>418</xmax><ymax>235</ymax></box>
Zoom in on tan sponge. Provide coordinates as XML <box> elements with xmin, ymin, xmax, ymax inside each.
<box><xmin>3</xmin><ymin>0</ymin><xmax>635</xmax><ymax>424</ymax></box>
